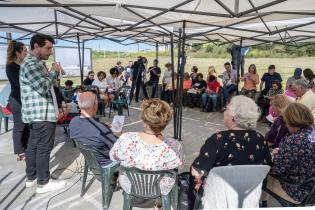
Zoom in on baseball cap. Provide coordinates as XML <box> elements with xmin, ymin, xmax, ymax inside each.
<box><xmin>294</xmin><ymin>68</ymin><xmax>302</xmax><ymax>77</ymax></box>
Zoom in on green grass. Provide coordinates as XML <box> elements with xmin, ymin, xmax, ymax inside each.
<box><xmin>2</xmin><ymin>56</ymin><xmax>314</xmax><ymax>88</ymax></box>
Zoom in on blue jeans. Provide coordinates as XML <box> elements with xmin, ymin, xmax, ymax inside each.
<box><xmin>202</xmin><ymin>93</ymin><xmax>218</xmax><ymax>109</ymax></box>
<box><xmin>223</xmin><ymin>84</ymin><xmax>237</xmax><ymax>105</ymax></box>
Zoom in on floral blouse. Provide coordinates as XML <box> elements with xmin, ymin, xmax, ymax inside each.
<box><xmin>272</xmin><ymin>126</ymin><xmax>315</xmax><ymax>202</ymax></box>
<box><xmin>192</xmin><ymin>130</ymin><xmax>272</xmax><ymax>177</ymax></box>
<box><xmin>266</xmin><ymin>88</ymin><xmax>284</xmax><ymax>97</ymax></box>
<box><xmin>110</xmin><ymin>132</ymin><xmax>185</xmax><ymax>170</ymax></box>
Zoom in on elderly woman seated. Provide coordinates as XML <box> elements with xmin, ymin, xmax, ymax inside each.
<box><xmin>189</xmin><ymin>95</ymin><xmax>272</xmax><ymax>208</ymax></box>
<box><xmin>110</xmin><ymin>99</ymin><xmax>185</xmax><ymax>208</ymax></box>
<box><xmin>265</xmin><ymin>95</ymin><xmax>292</xmax><ymax>147</ymax></box>
<box><xmin>265</xmin><ymin>103</ymin><xmax>315</xmax><ymax>205</ymax></box>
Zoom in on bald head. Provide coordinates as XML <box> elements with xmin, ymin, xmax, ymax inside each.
<box><xmin>78</xmin><ymin>92</ymin><xmax>98</xmax><ymax>114</ymax></box>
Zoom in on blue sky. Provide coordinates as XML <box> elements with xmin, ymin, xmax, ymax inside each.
<box><xmin>0</xmin><ymin>32</ymin><xmax>156</xmax><ymax>52</ymax></box>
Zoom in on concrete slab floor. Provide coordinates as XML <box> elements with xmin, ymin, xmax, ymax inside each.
<box><xmin>0</xmin><ymin>105</ymin><xmax>269</xmax><ymax>210</ymax></box>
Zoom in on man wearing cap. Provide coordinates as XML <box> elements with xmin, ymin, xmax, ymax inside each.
<box><xmin>286</xmin><ymin>68</ymin><xmax>302</xmax><ymax>90</ymax></box>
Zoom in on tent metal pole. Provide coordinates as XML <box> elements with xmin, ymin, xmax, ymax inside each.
<box><xmin>155</xmin><ymin>42</ymin><xmax>158</xmax><ymax>60</ymax></box>
<box><xmin>238</xmin><ymin>0</ymin><xmax>288</xmax><ymax>16</ymax></box>
<box><xmin>82</xmin><ymin>40</ymin><xmax>85</xmax><ymax>80</ymax></box>
<box><xmin>239</xmin><ymin>38</ymin><xmax>244</xmax><ymax>76</ymax></box>
<box><xmin>47</xmin><ymin>0</ymin><xmax>120</xmax><ymax>31</ymax></box>
<box><xmin>54</xmin><ymin>10</ymin><xmax>59</xmax><ymax>38</ymax></box>
<box><xmin>214</xmin><ymin>0</ymin><xmax>236</xmax><ymax>17</ymax></box>
<box><xmin>174</xmin><ymin>28</ymin><xmax>182</xmax><ymax>139</ymax></box>
<box><xmin>77</xmin><ymin>33</ymin><xmax>83</xmax><ymax>84</ymax></box>
<box><xmin>56</xmin><ymin>10</ymin><xmax>104</xmax><ymax>29</ymax></box>
<box><xmin>178</xmin><ymin>20</ymin><xmax>186</xmax><ymax>141</ymax></box>
<box><xmin>6</xmin><ymin>33</ymin><xmax>12</xmax><ymax>41</ymax></box>
<box><xmin>16</xmin><ymin>23</ymin><xmax>55</xmax><ymax>40</ymax></box>
<box><xmin>125</xmin><ymin>0</ymin><xmax>194</xmax><ymax>30</ymax></box>
<box><xmin>170</xmin><ymin>33</ymin><xmax>176</xmax><ymax>139</ymax></box>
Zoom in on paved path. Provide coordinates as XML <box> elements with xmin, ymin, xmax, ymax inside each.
<box><xmin>0</xmin><ymin>104</ymin><xmax>269</xmax><ymax>210</ymax></box>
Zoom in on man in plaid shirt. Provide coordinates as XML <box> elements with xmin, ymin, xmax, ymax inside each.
<box><xmin>20</xmin><ymin>34</ymin><xmax>66</xmax><ymax>193</ymax></box>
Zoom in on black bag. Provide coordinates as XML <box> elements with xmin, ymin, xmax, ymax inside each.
<box><xmin>178</xmin><ymin>172</ymin><xmax>191</xmax><ymax>210</ymax></box>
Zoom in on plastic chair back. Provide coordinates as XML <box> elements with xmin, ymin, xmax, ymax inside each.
<box><xmin>120</xmin><ymin>166</ymin><xmax>176</xmax><ymax>199</ymax></box>
<box><xmin>202</xmin><ymin>165</ymin><xmax>270</xmax><ymax>209</ymax></box>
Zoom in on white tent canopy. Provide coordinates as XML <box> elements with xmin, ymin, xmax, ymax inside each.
<box><xmin>0</xmin><ymin>0</ymin><xmax>315</xmax><ymax>46</ymax></box>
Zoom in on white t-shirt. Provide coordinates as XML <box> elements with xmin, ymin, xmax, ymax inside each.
<box><xmin>92</xmin><ymin>79</ymin><xmax>107</xmax><ymax>92</ymax></box>
<box><xmin>163</xmin><ymin>69</ymin><xmax>172</xmax><ymax>85</ymax></box>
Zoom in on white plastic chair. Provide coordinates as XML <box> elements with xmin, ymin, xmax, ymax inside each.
<box><xmin>201</xmin><ymin>165</ymin><xmax>270</xmax><ymax>209</ymax></box>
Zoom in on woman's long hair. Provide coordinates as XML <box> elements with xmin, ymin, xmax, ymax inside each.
<box><xmin>6</xmin><ymin>40</ymin><xmax>25</xmax><ymax>65</ymax></box>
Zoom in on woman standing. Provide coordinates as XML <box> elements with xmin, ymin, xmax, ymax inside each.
<box><xmin>6</xmin><ymin>40</ymin><xmax>28</xmax><ymax>161</ymax></box>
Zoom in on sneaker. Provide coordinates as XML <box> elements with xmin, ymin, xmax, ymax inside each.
<box><xmin>26</xmin><ymin>178</ymin><xmax>37</xmax><ymax>188</ymax></box>
<box><xmin>36</xmin><ymin>180</ymin><xmax>66</xmax><ymax>194</ymax></box>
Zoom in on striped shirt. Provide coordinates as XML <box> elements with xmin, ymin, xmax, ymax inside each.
<box><xmin>20</xmin><ymin>54</ymin><xmax>58</xmax><ymax>123</ymax></box>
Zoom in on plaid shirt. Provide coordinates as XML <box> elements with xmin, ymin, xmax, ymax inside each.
<box><xmin>20</xmin><ymin>54</ymin><xmax>58</xmax><ymax>123</ymax></box>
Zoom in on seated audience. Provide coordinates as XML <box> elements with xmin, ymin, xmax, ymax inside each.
<box><xmin>222</xmin><ymin>62</ymin><xmax>237</xmax><ymax>107</ymax></box>
<box><xmin>188</xmin><ymin>73</ymin><xmax>207</xmax><ymax>108</ymax></box>
<box><xmin>265</xmin><ymin>95</ymin><xmax>292</xmax><ymax>147</ymax></box>
<box><xmin>303</xmin><ymin>68</ymin><xmax>314</xmax><ymax>88</ymax></box>
<box><xmin>161</xmin><ymin>62</ymin><xmax>173</xmax><ymax>101</ymax></box>
<box><xmin>190</xmin><ymin>66</ymin><xmax>199</xmax><ymax>84</ymax></box>
<box><xmin>62</xmin><ymin>80</ymin><xmax>74</xmax><ymax>102</ymax></box>
<box><xmin>183</xmin><ymin>72</ymin><xmax>192</xmax><ymax>106</ymax></box>
<box><xmin>110</xmin><ymin>99</ymin><xmax>184</xmax><ymax>208</ymax></box>
<box><xmin>240</xmin><ymin>64</ymin><xmax>259</xmax><ymax>99</ymax></box>
<box><xmin>69</xmin><ymin>92</ymin><xmax>118</xmax><ymax>166</ymax></box>
<box><xmin>258</xmin><ymin>65</ymin><xmax>282</xmax><ymax>115</ymax></box>
<box><xmin>92</xmin><ymin>71</ymin><xmax>109</xmax><ymax>104</ymax></box>
<box><xmin>206</xmin><ymin>65</ymin><xmax>217</xmax><ymax>81</ymax></box>
<box><xmin>266</xmin><ymin>103</ymin><xmax>315</xmax><ymax>204</ymax></box>
<box><xmin>189</xmin><ymin>95</ymin><xmax>272</xmax><ymax>208</ymax></box>
<box><xmin>286</xmin><ymin>68</ymin><xmax>302</xmax><ymax>90</ymax></box>
<box><xmin>163</xmin><ymin>72</ymin><xmax>177</xmax><ymax>103</ymax></box>
<box><xmin>259</xmin><ymin>80</ymin><xmax>284</xmax><ymax>122</ymax></box>
<box><xmin>292</xmin><ymin>78</ymin><xmax>315</xmax><ymax>120</ymax></box>
<box><xmin>83</xmin><ymin>71</ymin><xmax>95</xmax><ymax>86</ymax></box>
<box><xmin>183</xmin><ymin>72</ymin><xmax>192</xmax><ymax>92</ymax></box>
<box><xmin>201</xmin><ymin>75</ymin><xmax>220</xmax><ymax>112</ymax></box>
<box><xmin>106</xmin><ymin>67</ymin><xmax>121</xmax><ymax>101</ymax></box>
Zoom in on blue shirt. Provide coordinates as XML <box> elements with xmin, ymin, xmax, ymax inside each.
<box><xmin>70</xmin><ymin>116</ymin><xmax>117</xmax><ymax>166</ymax></box>
<box><xmin>261</xmin><ymin>72</ymin><xmax>282</xmax><ymax>91</ymax></box>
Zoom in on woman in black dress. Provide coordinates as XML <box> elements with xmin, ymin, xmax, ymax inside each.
<box><xmin>6</xmin><ymin>40</ymin><xmax>29</xmax><ymax>161</ymax></box>
<box><xmin>189</xmin><ymin>95</ymin><xmax>272</xmax><ymax>208</ymax></box>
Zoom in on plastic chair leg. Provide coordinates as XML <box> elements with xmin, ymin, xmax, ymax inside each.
<box><xmin>81</xmin><ymin>162</ymin><xmax>88</xmax><ymax>197</ymax></box>
<box><xmin>162</xmin><ymin>195</ymin><xmax>172</xmax><ymax>210</ymax></box>
<box><xmin>101</xmin><ymin>168</ymin><xmax>114</xmax><ymax>210</ymax></box>
<box><xmin>171</xmin><ymin>185</ymin><xmax>178</xmax><ymax>210</ymax></box>
<box><xmin>126</xmin><ymin>103</ymin><xmax>129</xmax><ymax>116</ymax></box>
<box><xmin>109</xmin><ymin>104</ymin><xmax>112</xmax><ymax>118</ymax></box>
<box><xmin>4</xmin><ymin>116</ymin><xmax>8</xmax><ymax>132</ymax></box>
<box><xmin>123</xmin><ymin>193</ymin><xmax>131</xmax><ymax>210</ymax></box>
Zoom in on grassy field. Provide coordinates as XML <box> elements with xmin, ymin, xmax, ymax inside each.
<box><xmin>65</xmin><ymin>56</ymin><xmax>315</xmax><ymax>86</ymax></box>
<box><xmin>1</xmin><ymin>56</ymin><xmax>314</xmax><ymax>87</ymax></box>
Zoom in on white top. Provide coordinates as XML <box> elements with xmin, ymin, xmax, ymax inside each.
<box><xmin>163</xmin><ymin>69</ymin><xmax>172</xmax><ymax>84</ymax></box>
<box><xmin>106</xmin><ymin>75</ymin><xmax>121</xmax><ymax>90</ymax></box>
<box><xmin>92</xmin><ymin>78</ymin><xmax>107</xmax><ymax>92</ymax></box>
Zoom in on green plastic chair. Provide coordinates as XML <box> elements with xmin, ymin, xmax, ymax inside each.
<box><xmin>264</xmin><ymin>174</ymin><xmax>315</xmax><ymax>207</ymax></box>
<box><xmin>109</xmin><ymin>86</ymin><xmax>131</xmax><ymax>118</ymax></box>
<box><xmin>119</xmin><ymin>166</ymin><xmax>178</xmax><ymax>210</ymax></box>
<box><xmin>74</xmin><ymin>140</ymin><xmax>119</xmax><ymax>210</ymax></box>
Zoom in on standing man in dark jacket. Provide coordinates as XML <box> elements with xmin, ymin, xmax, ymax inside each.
<box><xmin>130</xmin><ymin>56</ymin><xmax>148</xmax><ymax>102</ymax></box>
<box><xmin>146</xmin><ymin>59</ymin><xmax>161</xmax><ymax>98</ymax></box>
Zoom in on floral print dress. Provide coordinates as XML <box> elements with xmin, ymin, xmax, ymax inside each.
<box><xmin>110</xmin><ymin>132</ymin><xmax>185</xmax><ymax>194</ymax></box>
<box><xmin>192</xmin><ymin>130</ymin><xmax>272</xmax><ymax>177</ymax></box>
<box><xmin>272</xmin><ymin>126</ymin><xmax>315</xmax><ymax>202</ymax></box>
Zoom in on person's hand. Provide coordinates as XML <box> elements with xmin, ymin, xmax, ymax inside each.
<box><xmin>114</xmin><ymin>131</ymin><xmax>123</xmax><ymax>137</ymax></box>
<box><xmin>272</xmin><ymin>148</ymin><xmax>279</xmax><ymax>156</ymax></box>
<box><xmin>51</xmin><ymin>62</ymin><xmax>64</xmax><ymax>75</ymax></box>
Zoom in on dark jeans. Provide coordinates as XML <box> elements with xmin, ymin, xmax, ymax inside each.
<box><xmin>145</xmin><ymin>80</ymin><xmax>159</xmax><ymax>98</ymax></box>
<box><xmin>223</xmin><ymin>84</ymin><xmax>237</xmax><ymax>105</ymax></box>
<box><xmin>130</xmin><ymin>81</ymin><xmax>148</xmax><ymax>102</ymax></box>
<box><xmin>26</xmin><ymin>121</ymin><xmax>56</xmax><ymax>185</ymax></box>
<box><xmin>8</xmin><ymin>96</ymin><xmax>29</xmax><ymax>155</ymax></box>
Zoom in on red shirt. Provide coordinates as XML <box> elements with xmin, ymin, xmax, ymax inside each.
<box><xmin>207</xmin><ymin>80</ymin><xmax>220</xmax><ymax>92</ymax></box>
